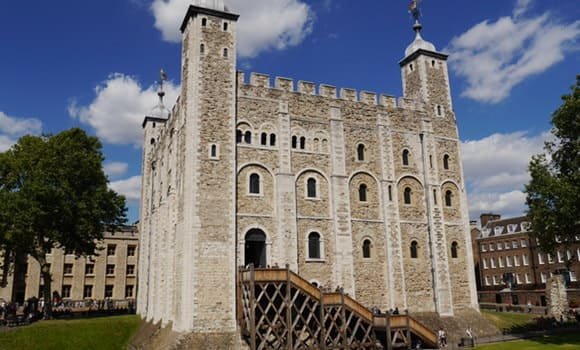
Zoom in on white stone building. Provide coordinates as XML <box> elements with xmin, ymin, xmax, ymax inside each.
<box><xmin>137</xmin><ymin>1</ymin><xmax>479</xmax><ymax>339</ymax></box>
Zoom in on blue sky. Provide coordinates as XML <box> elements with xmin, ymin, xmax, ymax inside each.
<box><xmin>0</xmin><ymin>0</ymin><xmax>578</xmax><ymax>223</ymax></box>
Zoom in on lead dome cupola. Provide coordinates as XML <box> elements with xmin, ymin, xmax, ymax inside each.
<box><xmin>405</xmin><ymin>21</ymin><xmax>436</xmax><ymax>57</ymax></box>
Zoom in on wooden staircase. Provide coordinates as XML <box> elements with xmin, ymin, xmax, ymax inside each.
<box><xmin>237</xmin><ymin>266</ymin><xmax>438</xmax><ymax>349</ymax></box>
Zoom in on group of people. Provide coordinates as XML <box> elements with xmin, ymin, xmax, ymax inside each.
<box><xmin>371</xmin><ymin>306</ymin><xmax>403</xmax><ymax>316</ymax></box>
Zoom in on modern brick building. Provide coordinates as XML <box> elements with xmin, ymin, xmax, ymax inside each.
<box><xmin>473</xmin><ymin>214</ymin><xmax>580</xmax><ymax>307</ymax></box>
<box><xmin>138</xmin><ymin>1</ymin><xmax>479</xmax><ymax>342</ymax></box>
<box><xmin>0</xmin><ymin>225</ymin><xmax>139</xmax><ymax>303</ymax></box>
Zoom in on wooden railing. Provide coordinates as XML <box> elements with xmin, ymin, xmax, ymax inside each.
<box><xmin>238</xmin><ymin>265</ymin><xmax>437</xmax><ymax>349</ymax></box>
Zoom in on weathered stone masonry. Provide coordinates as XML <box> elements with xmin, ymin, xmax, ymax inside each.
<box><xmin>138</xmin><ymin>3</ymin><xmax>479</xmax><ymax>335</ymax></box>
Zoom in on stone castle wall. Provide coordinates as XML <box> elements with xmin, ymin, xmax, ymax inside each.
<box><xmin>138</xmin><ymin>5</ymin><xmax>479</xmax><ymax>334</ymax></box>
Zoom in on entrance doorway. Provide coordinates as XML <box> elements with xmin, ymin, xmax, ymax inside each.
<box><xmin>245</xmin><ymin>229</ymin><xmax>267</xmax><ymax>268</ymax></box>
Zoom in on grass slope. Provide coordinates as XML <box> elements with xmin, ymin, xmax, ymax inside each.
<box><xmin>0</xmin><ymin>315</ymin><xmax>141</xmax><ymax>350</ymax></box>
<box><xmin>476</xmin><ymin>333</ymin><xmax>580</xmax><ymax>350</ymax></box>
<box><xmin>481</xmin><ymin>310</ymin><xmax>537</xmax><ymax>332</ymax></box>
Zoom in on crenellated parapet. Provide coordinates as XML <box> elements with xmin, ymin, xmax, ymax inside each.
<box><xmin>237</xmin><ymin>71</ymin><xmax>426</xmax><ymax>112</ymax></box>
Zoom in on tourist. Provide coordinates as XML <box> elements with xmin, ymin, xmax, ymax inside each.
<box><xmin>393</xmin><ymin>307</ymin><xmax>399</xmax><ymax>315</ymax></box>
<box><xmin>437</xmin><ymin>327</ymin><xmax>447</xmax><ymax>348</ymax></box>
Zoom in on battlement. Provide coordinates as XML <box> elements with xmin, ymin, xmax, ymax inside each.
<box><xmin>238</xmin><ymin>71</ymin><xmax>423</xmax><ymax>110</ymax></box>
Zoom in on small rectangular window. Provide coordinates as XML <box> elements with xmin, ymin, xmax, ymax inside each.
<box><xmin>84</xmin><ymin>285</ymin><xmax>93</xmax><ymax>298</ymax></box>
<box><xmin>105</xmin><ymin>285</ymin><xmax>114</xmax><ymax>298</ymax></box>
<box><xmin>127</xmin><ymin>245</ymin><xmax>136</xmax><ymax>257</ymax></box>
<box><xmin>107</xmin><ymin>245</ymin><xmax>116</xmax><ymax>256</ymax></box>
<box><xmin>106</xmin><ymin>264</ymin><xmax>115</xmax><ymax>275</ymax></box>
<box><xmin>64</xmin><ymin>263</ymin><xmax>73</xmax><ymax>275</ymax></box>
<box><xmin>126</xmin><ymin>265</ymin><xmax>135</xmax><ymax>275</ymax></box>
<box><xmin>62</xmin><ymin>285</ymin><xmax>72</xmax><ymax>298</ymax></box>
<box><xmin>85</xmin><ymin>264</ymin><xmax>95</xmax><ymax>275</ymax></box>
<box><xmin>126</xmin><ymin>285</ymin><xmax>134</xmax><ymax>298</ymax></box>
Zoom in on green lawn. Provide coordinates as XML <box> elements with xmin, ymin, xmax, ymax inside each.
<box><xmin>476</xmin><ymin>333</ymin><xmax>580</xmax><ymax>350</ymax></box>
<box><xmin>481</xmin><ymin>310</ymin><xmax>537</xmax><ymax>332</ymax></box>
<box><xmin>0</xmin><ymin>315</ymin><xmax>141</xmax><ymax>350</ymax></box>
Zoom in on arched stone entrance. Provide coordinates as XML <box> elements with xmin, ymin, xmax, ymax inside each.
<box><xmin>245</xmin><ymin>229</ymin><xmax>267</xmax><ymax>268</ymax></box>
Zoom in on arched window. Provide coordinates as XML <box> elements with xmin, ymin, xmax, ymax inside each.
<box><xmin>445</xmin><ymin>190</ymin><xmax>452</xmax><ymax>207</ymax></box>
<box><xmin>307</xmin><ymin>178</ymin><xmax>317</xmax><ymax>198</ymax></box>
<box><xmin>404</xmin><ymin>187</ymin><xmax>412</xmax><ymax>205</ymax></box>
<box><xmin>359</xmin><ymin>184</ymin><xmax>367</xmax><ymax>202</ymax></box>
<box><xmin>300</xmin><ymin>137</ymin><xmax>306</xmax><ymax>150</ymax></box>
<box><xmin>292</xmin><ymin>136</ymin><xmax>297</xmax><ymax>149</ymax></box>
<box><xmin>236</xmin><ymin>130</ymin><xmax>242</xmax><ymax>144</ymax></box>
<box><xmin>201</xmin><ymin>18</ymin><xmax>207</xmax><ymax>26</ymax></box>
<box><xmin>244</xmin><ymin>131</ymin><xmax>252</xmax><ymax>144</ymax></box>
<box><xmin>363</xmin><ymin>239</ymin><xmax>371</xmax><ymax>258</ymax></box>
<box><xmin>223</xmin><ymin>22</ymin><xmax>228</xmax><ymax>31</ymax></box>
<box><xmin>260</xmin><ymin>133</ymin><xmax>267</xmax><ymax>146</ymax></box>
<box><xmin>410</xmin><ymin>241</ymin><xmax>418</xmax><ymax>259</ymax></box>
<box><xmin>200</xmin><ymin>43</ymin><xmax>205</xmax><ymax>54</ymax></box>
<box><xmin>388</xmin><ymin>185</ymin><xmax>392</xmax><ymax>201</ymax></box>
<box><xmin>402</xmin><ymin>149</ymin><xmax>410</xmax><ymax>166</ymax></box>
<box><xmin>451</xmin><ymin>241</ymin><xmax>459</xmax><ymax>259</ymax></box>
<box><xmin>308</xmin><ymin>232</ymin><xmax>321</xmax><ymax>259</ymax></box>
<box><xmin>443</xmin><ymin>154</ymin><xmax>450</xmax><ymax>170</ymax></box>
<box><xmin>249</xmin><ymin>173</ymin><xmax>260</xmax><ymax>194</ymax></box>
<box><xmin>437</xmin><ymin>105</ymin><xmax>442</xmax><ymax>116</ymax></box>
<box><xmin>210</xmin><ymin>144</ymin><xmax>217</xmax><ymax>158</ymax></box>
<box><xmin>223</xmin><ymin>48</ymin><xmax>228</xmax><ymax>58</ymax></box>
<box><xmin>270</xmin><ymin>134</ymin><xmax>276</xmax><ymax>146</ymax></box>
<box><xmin>150</xmin><ymin>138</ymin><xmax>155</xmax><ymax>145</ymax></box>
<box><xmin>433</xmin><ymin>189</ymin><xmax>437</xmax><ymax>205</ymax></box>
<box><xmin>357</xmin><ymin>144</ymin><xmax>365</xmax><ymax>161</ymax></box>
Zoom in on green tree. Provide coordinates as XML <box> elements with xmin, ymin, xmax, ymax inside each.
<box><xmin>525</xmin><ymin>76</ymin><xmax>579</xmax><ymax>263</ymax></box>
<box><xmin>0</xmin><ymin>128</ymin><xmax>126</xmax><ymax>315</ymax></box>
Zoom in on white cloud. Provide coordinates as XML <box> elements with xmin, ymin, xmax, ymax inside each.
<box><xmin>104</xmin><ymin>162</ymin><xmax>130</xmax><ymax>178</ymax></box>
<box><xmin>461</xmin><ymin>131</ymin><xmax>550</xmax><ymax>219</ymax></box>
<box><xmin>0</xmin><ymin>111</ymin><xmax>43</xmax><ymax>152</ymax></box>
<box><xmin>110</xmin><ymin>176</ymin><xmax>142</xmax><ymax>202</ymax></box>
<box><xmin>150</xmin><ymin>0</ymin><xmax>314</xmax><ymax>58</ymax></box>
<box><xmin>68</xmin><ymin>73</ymin><xmax>180</xmax><ymax>147</ymax></box>
<box><xmin>447</xmin><ymin>0</ymin><xmax>580</xmax><ymax>103</ymax></box>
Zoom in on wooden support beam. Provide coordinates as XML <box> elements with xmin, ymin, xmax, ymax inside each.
<box><xmin>249</xmin><ymin>264</ymin><xmax>257</xmax><ymax>350</ymax></box>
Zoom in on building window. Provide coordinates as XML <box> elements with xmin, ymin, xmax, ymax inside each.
<box><xmin>200</xmin><ymin>43</ymin><xmax>205</xmax><ymax>54</ymax></box>
<box><xmin>567</xmin><ymin>250</ymin><xmax>573</xmax><ymax>260</ymax></box>
<box><xmin>433</xmin><ymin>189</ymin><xmax>437</xmax><ymax>205</ymax></box>
<box><xmin>541</xmin><ymin>272</ymin><xmax>547</xmax><ymax>283</ymax></box>
<box><xmin>571</xmin><ymin>271</ymin><xmax>577</xmax><ymax>282</ymax></box>
<box><xmin>512</xmin><ymin>240</ymin><xmax>519</xmax><ymax>249</ymax></box>
<box><xmin>126</xmin><ymin>285</ymin><xmax>134</xmax><ymax>298</ymax></box>
<box><xmin>357</xmin><ymin>144</ymin><xmax>365</xmax><ymax>161</ymax></box>
<box><xmin>498</xmin><ymin>257</ymin><xmax>504</xmax><ymax>268</ymax></box>
<box><xmin>484</xmin><ymin>276</ymin><xmax>490</xmax><ymax>286</ymax></box>
<box><xmin>223</xmin><ymin>48</ymin><xmax>228</xmax><ymax>58</ymax></box>
<box><xmin>525</xmin><ymin>273</ymin><xmax>531</xmax><ymax>284</ymax></box>
<box><xmin>85</xmin><ymin>264</ymin><xmax>95</xmax><ymax>275</ymax></box>
<box><xmin>105</xmin><ymin>285</ymin><xmax>114</xmax><ymax>298</ymax></box>
<box><xmin>388</xmin><ymin>186</ymin><xmax>392</xmax><ymax>201</ymax></box>
<box><xmin>210</xmin><ymin>144</ymin><xmax>218</xmax><ymax>159</ymax></box>
<box><xmin>403</xmin><ymin>187</ymin><xmax>412</xmax><ymax>205</ymax></box>
<box><xmin>201</xmin><ymin>18</ymin><xmax>207</xmax><ymax>26</ymax></box>
<box><xmin>481</xmin><ymin>244</ymin><xmax>487</xmax><ymax>252</ymax></box>
<box><xmin>308</xmin><ymin>232</ymin><xmax>321</xmax><ymax>259</ymax></box>
<box><xmin>292</xmin><ymin>136</ymin><xmax>297</xmax><ymax>149</ymax></box>
<box><xmin>523</xmin><ymin>255</ymin><xmax>529</xmax><ymax>266</ymax></box>
<box><xmin>64</xmin><ymin>263</ymin><xmax>73</xmax><ymax>275</ymax></box>
<box><xmin>261</xmin><ymin>132</ymin><xmax>268</xmax><ymax>145</ymax></box>
<box><xmin>497</xmin><ymin>242</ymin><xmax>502</xmax><ymax>250</ymax></box>
<box><xmin>489</xmin><ymin>244</ymin><xmax>494</xmax><ymax>251</ymax></box>
<box><xmin>359</xmin><ymin>184</ymin><xmax>367</xmax><ymax>202</ymax></box>
<box><xmin>410</xmin><ymin>241</ymin><xmax>418</xmax><ymax>259</ymax></box>
<box><xmin>483</xmin><ymin>258</ymin><xmax>488</xmax><ymax>269</ymax></box>
<box><xmin>538</xmin><ymin>253</ymin><xmax>545</xmax><ymax>264</ymax></box>
<box><xmin>490</xmin><ymin>258</ymin><xmax>496</xmax><ymax>269</ymax></box>
<box><xmin>436</xmin><ymin>105</ymin><xmax>442</xmax><ymax>116</ymax></box>
<box><xmin>223</xmin><ymin>21</ymin><xmax>228</xmax><ymax>31</ymax></box>
<box><xmin>547</xmin><ymin>253</ymin><xmax>554</xmax><ymax>264</ymax></box>
<box><xmin>127</xmin><ymin>245</ymin><xmax>136</xmax><ymax>257</ymax></box>
<box><xmin>249</xmin><ymin>173</ymin><xmax>260</xmax><ymax>195</ymax></box>
<box><xmin>504</xmin><ymin>241</ymin><xmax>510</xmax><ymax>249</ymax></box>
<box><xmin>557</xmin><ymin>251</ymin><xmax>564</xmax><ymax>263</ymax></box>
<box><xmin>445</xmin><ymin>190</ymin><xmax>453</xmax><ymax>207</ymax></box>
<box><xmin>429</xmin><ymin>155</ymin><xmax>433</xmax><ymax>168</ymax></box>
<box><xmin>516</xmin><ymin>274</ymin><xmax>522</xmax><ymax>284</ymax></box>
<box><xmin>236</xmin><ymin>130</ymin><xmax>242</xmax><ymax>144</ymax></box>
<box><xmin>451</xmin><ymin>241</ymin><xmax>458</xmax><ymax>258</ymax></box>
<box><xmin>107</xmin><ymin>245</ymin><xmax>116</xmax><ymax>256</ymax></box>
<box><xmin>84</xmin><ymin>285</ymin><xmax>93</xmax><ymax>298</ymax></box>
<box><xmin>506</xmin><ymin>256</ymin><xmax>512</xmax><ymax>267</ymax></box>
<box><xmin>244</xmin><ymin>131</ymin><xmax>252</xmax><ymax>144</ymax></box>
<box><xmin>443</xmin><ymin>154</ymin><xmax>450</xmax><ymax>170</ymax></box>
<box><xmin>270</xmin><ymin>134</ymin><xmax>276</xmax><ymax>146</ymax></box>
<box><xmin>62</xmin><ymin>285</ymin><xmax>71</xmax><ymax>299</ymax></box>
<box><xmin>307</xmin><ymin>178</ymin><xmax>317</xmax><ymax>198</ymax></box>
<box><xmin>514</xmin><ymin>256</ymin><xmax>520</xmax><ymax>266</ymax></box>
<box><xmin>106</xmin><ymin>264</ymin><xmax>115</xmax><ymax>276</ymax></box>
<box><xmin>299</xmin><ymin>137</ymin><xmax>306</xmax><ymax>150</ymax></box>
<box><xmin>402</xmin><ymin>149</ymin><xmax>410</xmax><ymax>166</ymax></box>
<box><xmin>492</xmin><ymin>275</ymin><xmax>498</xmax><ymax>285</ymax></box>
<box><xmin>363</xmin><ymin>239</ymin><xmax>372</xmax><ymax>258</ymax></box>
<box><xmin>126</xmin><ymin>265</ymin><xmax>135</xmax><ymax>275</ymax></box>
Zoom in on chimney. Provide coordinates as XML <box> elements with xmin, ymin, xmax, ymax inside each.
<box><xmin>480</xmin><ymin>213</ymin><xmax>501</xmax><ymax>227</ymax></box>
